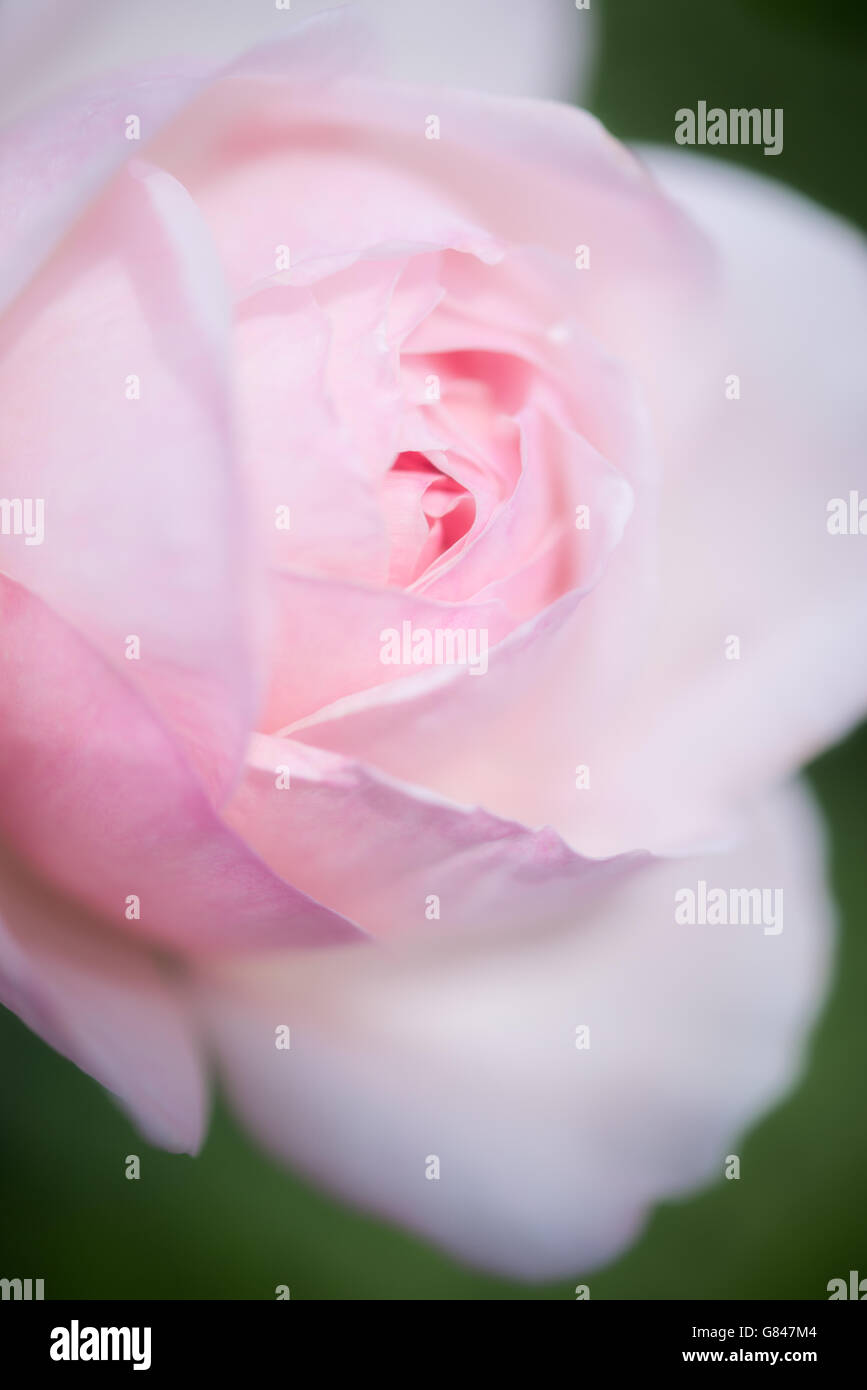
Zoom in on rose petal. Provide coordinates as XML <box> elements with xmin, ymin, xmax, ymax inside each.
<box><xmin>202</xmin><ymin>779</ymin><xmax>831</xmax><ymax>1278</ymax></box>
<box><xmin>0</xmin><ymin>577</ymin><xmax>362</xmax><ymax>952</ymax></box>
<box><xmin>335</xmin><ymin>0</ymin><xmax>594</xmax><ymax>102</ymax></box>
<box><xmin>0</xmin><ymin>2</ymin><xmax>592</xmax><ymax>122</ymax></box>
<box><xmin>0</xmin><ymin>847</ymin><xmax>206</xmax><ymax>1152</ymax></box>
<box><xmin>223</xmin><ymin>734</ymin><xmax>644</xmax><ymax>939</ymax></box>
<box><xmin>280</xmin><ymin>353</ymin><xmax>654</xmax><ymax>838</ymax></box>
<box><xmin>568</xmin><ymin>151</ymin><xmax>867</xmax><ymax>853</ymax></box>
<box><xmin>0</xmin><ymin>1</ymin><xmax>350</xmax><ymax>125</ymax></box>
<box><xmin>150</xmin><ymin>52</ymin><xmax>709</xmax><ymax>333</ymax></box>
<box><xmin>0</xmin><ymin>159</ymin><xmax>254</xmax><ymax>799</ymax></box>
<box><xmin>235</xmin><ymin>281</ymin><xmax>391</xmax><ymax>589</ymax></box>
<box><xmin>0</xmin><ymin>53</ymin><xmax>215</xmax><ymax>309</ymax></box>
<box><xmin>262</xmin><ymin>574</ymin><xmax>512</xmax><ymax>731</ymax></box>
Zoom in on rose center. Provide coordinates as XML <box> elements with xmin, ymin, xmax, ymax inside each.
<box><xmin>382</xmin><ymin>450</ymin><xmax>476</xmax><ymax>588</ymax></box>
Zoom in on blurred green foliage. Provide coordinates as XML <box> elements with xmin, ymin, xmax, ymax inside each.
<box><xmin>1</xmin><ymin>0</ymin><xmax>864</xmax><ymax>1299</ymax></box>
<box><xmin>591</xmin><ymin>0</ymin><xmax>867</xmax><ymax>228</ymax></box>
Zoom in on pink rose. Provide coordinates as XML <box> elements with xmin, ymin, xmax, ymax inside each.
<box><xmin>0</xmin><ymin>3</ymin><xmax>864</xmax><ymax>1278</ymax></box>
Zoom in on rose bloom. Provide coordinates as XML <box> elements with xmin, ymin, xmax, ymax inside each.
<box><xmin>0</xmin><ymin>3</ymin><xmax>865</xmax><ymax>1279</ymax></box>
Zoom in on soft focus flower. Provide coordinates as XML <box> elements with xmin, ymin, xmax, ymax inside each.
<box><xmin>0</xmin><ymin>2</ymin><xmax>864</xmax><ymax>1278</ymax></box>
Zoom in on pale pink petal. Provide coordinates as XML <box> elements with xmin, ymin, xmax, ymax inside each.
<box><xmin>0</xmin><ymin>848</ymin><xmax>206</xmax><ymax>1152</ymax></box>
<box><xmin>202</xmin><ymin>780</ymin><xmax>831</xmax><ymax>1278</ymax></box>
<box><xmin>232</xmin><ymin>251</ymin><xmax>477</xmax><ymax>593</ymax></box>
<box><xmin>566</xmin><ymin>152</ymin><xmax>867</xmax><ymax>853</ymax></box>
<box><xmin>223</xmin><ymin>734</ymin><xmax>643</xmax><ymax>938</ymax></box>
<box><xmin>151</xmin><ymin>107</ymin><xmax>505</xmax><ymax>300</ymax></box>
<box><xmin>0</xmin><ymin>57</ymin><xmax>213</xmax><ymax>309</ymax></box>
<box><xmin>0</xmin><ymin>577</ymin><xmax>362</xmax><ymax>952</ymax></box>
<box><xmin>262</xmin><ymin>574</ymin><xmax>511</xmax><ymax>731</ymax></box>
<box><xmin>0</xmin><ymin>2</ymin><xmax>592</xmax><ymax>125</ymax></box>
<box><xmin>0</xmin><ymin>160</ymin><xmax>251</xmax><ymax>799</ymax></box>
<box><xmin>151</xmin><ymin>60</ymin><xmax>709</xmax><ymax>333</ymax></box>
<box><xmin>235</xmin><ymin>282</ymin><xmax>390</xmax><ymax>590</ymax></box>
<box><xmin>0</xmin><ymin>1</ymin><xmax>348</xmax><ymax>125</ymax></box>
<box><xmin>0</xmin><ymin>8</ymin><xmax>372</xmax><ymax>315</ymax></box>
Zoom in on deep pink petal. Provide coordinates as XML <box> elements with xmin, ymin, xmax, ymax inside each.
<box><xmin>0</xmin><ymin>578</ymin><xmax>362</xmax><ymax>952</ymax></box>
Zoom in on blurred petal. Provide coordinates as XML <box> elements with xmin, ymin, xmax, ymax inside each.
<box><xmin>0</xmin><ymin>59</ymin><xmax>212</xmax><ymax>313</ymax></box>
<box><xmin>202</xmin><ymin>780</ymin><xmax>831</xmax><ymax>1279</ymax></box>
<box><xmin>0</xmin><ymin>160</ymin><xmax>251</xmax><ymax>799</ymax></box>
<box><xmin>0</xmin><ymin>577</ymin><xmax>363</xmax><ymax>952</ymax></box>
<box><xmin>0</xmin><ymin>0</ymin><xmax>302</xmax><ymax>125</ymax></box>
<box><xmin>0</xmin><ymin>1</ymin><xmax>594</xmax><ymax>123</ymax></box>
<box><xmin>572</xmin><ymin>152</ymin><xmax>867</xmax><ymax>853</ymax></box>
<box><xmin>332</xmin><ymin>0</ymin><xmax>594</xmax><ymax>102</ymax></box>
<box><xmin>0</xmin><ymin>849</ymin><xmax>205</xmax><ymax>1152</ymax></box>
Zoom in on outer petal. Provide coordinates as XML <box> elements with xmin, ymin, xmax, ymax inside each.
<box><xmin>569</xmin><ymin>152</ymin><xmax>867</xmax><ymax>854</ymax></box>
<box><xmin>0</xmin><ymin>0</ymin><xmax>311</xmax><ymax>126</ymax></box>
<box><xmin>0</xmin><ymin>577</ymin><xmax>362</xmax><ymax>952</ymax></box>
<box><xmin>0</xmin><ymin>1</ymin><xmax>593</xmax><ymax>123</ymax></box>
<box><xmin>0</xmin><ymin>160</ymin><xmax>250</xmax><ymax>799</ymax></box>
<box><xmin>0</xmin><ymin>55</ymin><xmax>213</xmax><ymax>311</ymax></box>
<box><xmin>330</xmin><ymin>0</ymin><xmax>594</xmax><ymax>103</ymax></box>
<box><xmin>201</xmin><ymin>780</ymin><xmax>831</xmax><ymax>1279</ymax></box>
<box><xmin>0</xmin><ymin>849</ymin><xmax>205</xmax><ymax>1153</ymax></box>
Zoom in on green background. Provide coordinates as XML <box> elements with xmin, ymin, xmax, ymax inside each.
<box><xmin>1</xmin><ymin>0</ymin><xmax>865</xmax><ymax>1299</ymax></box>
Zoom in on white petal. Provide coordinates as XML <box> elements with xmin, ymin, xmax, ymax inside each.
<box><xmin>341</xmin><ymin>0</ymin><xmax>594</xmax><ymax>101</ymax></box>
<box><xmin>0</xmin><ymin>0</ymin><xmax>593</xmax><ymax>125</ymax></box>
<box><xmin>201</xmin><ymin>779</ymin><xmax>831</xmax><ymax>1278</ymax></box>
<box><xmin>588</xmin><ymin>150</ymin><xmax>867</xmax><ymax>853</ymax></box>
